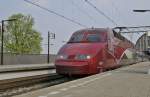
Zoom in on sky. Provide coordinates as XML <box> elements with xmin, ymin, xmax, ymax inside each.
<box><xmin>0</xmin><ymin>0</ymin><xmax>150</xmax><ymax>54</ymax></box>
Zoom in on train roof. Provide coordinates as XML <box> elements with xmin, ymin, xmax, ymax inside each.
<box><xmin>74</xmin><ymin>28</ymin><xmax>108</xmax><ymax>33</ymax></box>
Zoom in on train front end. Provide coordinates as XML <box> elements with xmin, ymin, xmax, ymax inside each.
<box><xmin>55</xmin><ymin>28</ymin><xmax>107</xmax><ymax>75</ymax></box>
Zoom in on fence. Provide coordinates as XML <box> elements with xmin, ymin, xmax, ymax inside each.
<box><xmin>0</xmin><ymin>53</ymin><xmax>56</xmax><ymax>65</ymax></box>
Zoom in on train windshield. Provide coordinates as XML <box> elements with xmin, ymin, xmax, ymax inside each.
<box><xmin>68</xmin><ymin>33</ymin><xmax>84</xmax><ymax>43</ymax></box>
<box><xmin>68</xmin><ymin>32</ymin><xmax>105</xmax><ymax>43</ymax></box>
<box><xmin>86</xmin><ymin>34</ymin><xmax>101</xmax><ymax>42</ymax></box>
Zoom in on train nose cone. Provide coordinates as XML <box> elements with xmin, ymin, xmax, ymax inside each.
<box><xmin>59</xmin><ymin>43</ymin><xmax>105</xmax><ymax>55</ymax></box>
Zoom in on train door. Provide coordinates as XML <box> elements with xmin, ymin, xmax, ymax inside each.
<box><xmin>106</xmin><ymin>28</ymin><xmax>117</xmax><ymax>68</ymax></box>
<box><xmin>107</xmin><ymin>28</ymin><xmax>115</xmax><ymax>54</ymax></box>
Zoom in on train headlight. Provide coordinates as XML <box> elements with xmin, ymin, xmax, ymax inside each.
<box><xmin>75</xmin><ymin>54</ymin><xmax>91</xmax><ymax>60</ymax></box>
<box><xmin>56</xmin><ymin>54</ymin><xmax>68</xmax><ymax>60</ymax></box>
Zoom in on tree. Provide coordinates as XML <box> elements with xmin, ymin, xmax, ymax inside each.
<box><xmin>4</xmin><ymin>13</ymin><xmax>42</xmax><ymax>54</ymax></box>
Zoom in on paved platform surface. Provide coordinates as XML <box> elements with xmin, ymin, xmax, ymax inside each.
<box><xmin>14</xmin><ymin>62</ymin><xmax>150</xmax><ymax>97</ymax></box>
<box><xmin>0</xmin><ymin>70</ymin><xmax>55</xmax><ymax>81</ymax></box>
<box><xmin>0</xmin><ymin>63</ymin><xmax>55</xmax><ymax>81</ymax></box>
<box><xmin>0</xmin><ymin>63</ymin><xmax>54</xmax><ymax>73</ymax></box>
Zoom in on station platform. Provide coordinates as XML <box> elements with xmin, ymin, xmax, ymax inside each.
<box><xmin>0</xmin><ymin>63</ymin><xmax>55</xmax><ymax>73</ymax></box>
<box><xmin>14</xmin><ymin>62</ymin><xmax>150</xmax><ymax>97</ymax></box>
<box><xmin>0</xmin><ymin>63</ymin><xmax>55</xmax><ymax>81</ymax></box>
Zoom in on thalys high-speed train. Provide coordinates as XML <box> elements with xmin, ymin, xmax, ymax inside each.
<box><xmin>55</xmin><ymin>28</ymin><xmax>134</xmax><ymax>75</ymax></box>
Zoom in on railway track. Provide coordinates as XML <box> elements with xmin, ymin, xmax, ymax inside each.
<box><xmin>0</xmin><ymin>71</ymin><xmax>75</xmax><ymax>97</ymax></box>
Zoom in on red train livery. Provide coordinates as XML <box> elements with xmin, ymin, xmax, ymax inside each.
<box><xmin>55</xmin><ymin>28</ymin><xmax>133</xmax><ymax>75</ymax></box>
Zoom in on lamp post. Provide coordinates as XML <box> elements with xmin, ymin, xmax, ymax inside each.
<box><xmin>47</xmin><ymin>31</ymin><xmax>55</xmax><ymax>63</ymax></box>
<box><xmin>1</xmin><ymin>19</ymin><xmax>17</xmax><ymax>65</ymax></box>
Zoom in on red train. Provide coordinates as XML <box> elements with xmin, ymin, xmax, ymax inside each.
<box><xmin>55</xmin><ymin>28</ymin><xmax>134</xmax><ymax>75</ymax></box>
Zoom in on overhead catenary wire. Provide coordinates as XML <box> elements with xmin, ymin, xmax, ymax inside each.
<box><xmin>24</xmin><ymin>0</ymin><xmax>88</xmax><ymax>28</ymax></box>
<box><xmin>84</xmin><ymin>0</ymin><xmax>118</xmax><ymax>26</ymax></box>
<box><xmin>69</xmin><ymin>0</ymin><xmax>98</xmax><ymax>25</ymax></box>
<box><xmin>108</xmin><ymin>0</ymin><xmax>124</xmax><ymax>23</ymax></box>
<box><xmin>106</xmin><ymin>0</ymin><xmax>132</xmax><ymax>39</ymax></box>
<box><xmin>107</xmin><ymin>0</ymin><xmax>134</xmax><ymax>40</ymax></box>
<box><xmin>32</xmin><ymin>0</ymin><xmax>40</xmax><ymax>3</ymax></box>
<box><xmin>110</xmin><ymin>0</ymin><xmax>142</xmax><ymax>41</ymax></box>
